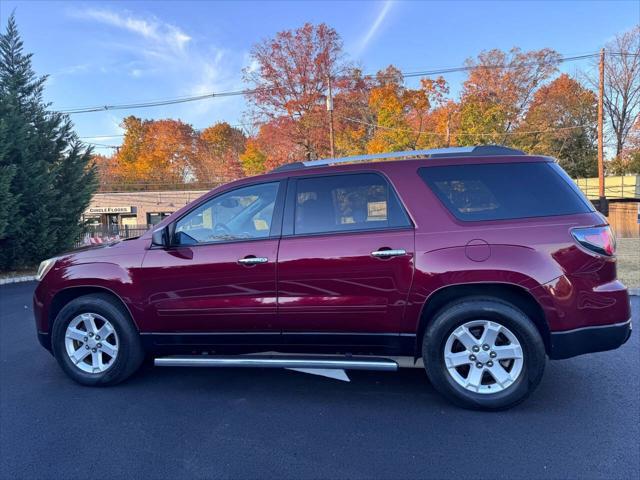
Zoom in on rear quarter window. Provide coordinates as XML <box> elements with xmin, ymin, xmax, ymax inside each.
<box><xmin>418</xmin><ymin>162</ymin><xmax>593</xmax><ymax>222</ymax></box>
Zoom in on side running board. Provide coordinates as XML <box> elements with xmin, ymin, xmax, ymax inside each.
<box><xmin>154</xmin><ymin>355</ymin><xmax>398</xmax><ymax>371</ymax></box>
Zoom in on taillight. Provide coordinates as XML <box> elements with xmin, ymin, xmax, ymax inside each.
<box><xmin>571</xmin><ymin>226</ymin><xmax>616</xmax><ymax>256</ymax></box>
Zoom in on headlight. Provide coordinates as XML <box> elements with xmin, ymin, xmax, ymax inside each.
<box><xmin>36</xmin><ymin>258</ymin><xmax>56</xmax><ymax>281</ymax></box>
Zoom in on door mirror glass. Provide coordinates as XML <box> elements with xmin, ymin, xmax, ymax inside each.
<box><xmin>151</xmin><ymin>226</ymin><xmax>168</xmax><ymax>247</ymax></box>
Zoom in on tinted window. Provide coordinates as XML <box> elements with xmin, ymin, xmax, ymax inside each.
<box><xmin>419</xmin><ymin>162</ymin><xmax>593</xmax><ymax>222</ymax></box>
<box><xmin>175</xmin><ymin>182</ymin><xmax>279</xmax><ymax>244</ymax></box>
<box><xmin>294</xmin><ymin>173</ymin><xmax>410</xmax><ymax>235</ymax></box>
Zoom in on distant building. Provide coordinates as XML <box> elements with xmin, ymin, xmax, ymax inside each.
<box><xmin>83</xmin><ymin>190</ymin><xmax>208</xmax><ymax>229</ymax></box>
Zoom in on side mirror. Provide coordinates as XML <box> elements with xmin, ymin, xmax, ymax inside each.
<box><xmin>151</xmin><ymin>225</ymin><xmax>170</xmax><ymax>247</ymax></box>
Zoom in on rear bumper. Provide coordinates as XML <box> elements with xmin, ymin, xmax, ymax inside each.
<box><xmin>549</xmin><ymin>319</ymin><xmax>632</xmax><ymax>359</ymax></box>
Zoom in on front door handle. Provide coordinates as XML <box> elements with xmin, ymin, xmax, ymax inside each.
<box><xmin>238</xmin><ymin>256</ymin><xmax>268</xmax><ymax>265</ymax></box>
<box><xmin>371</xmin><ymin>249</ymin><xmax>407</xmax><ymax>258</ymax></box>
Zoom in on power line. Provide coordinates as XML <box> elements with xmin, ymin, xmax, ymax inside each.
<box><xmin>61</xmin><ymin>89</ymin><xmax>263</xmax><ymax>114</ymax></box>
<box><xmin>79</xmin><ymin>121</ymin><xmax>258</xmax><ymax>141</ymax></box>
<box><xmin>60</xmin><ymin>53</ymin><xmax>600</xmax><ymax>115</ymax></box>
<box><xmin>339</xmin><ymin>115</ymin><xmax>592</xmax><ymax>137</ymax></box>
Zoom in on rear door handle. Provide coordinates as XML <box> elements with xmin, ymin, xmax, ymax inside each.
<box><xmin>238</xmin><ymin>256</ymin><xmax>268</xmax><ymax>265</ymax></box>
<box><xmin>371</xmin><ymin>249</ymin><xmax>407</xmax><ymax>258</ymax></box>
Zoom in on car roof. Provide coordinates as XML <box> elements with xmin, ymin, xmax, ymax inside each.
<box><xmin>235</xmin><ymin>145</ymin><xmax>554</xmax><ymax>184</ymax></box>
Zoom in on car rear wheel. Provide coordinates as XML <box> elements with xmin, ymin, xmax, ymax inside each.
<box><xmin>423</xmin><ymin>297</ymin><xmax>546</xmax><ymax>410</ymax></box>
<box><xmin>51</xmin><ymin>293</ymin><xmax>144</xmax><ymax>386</ymax></box>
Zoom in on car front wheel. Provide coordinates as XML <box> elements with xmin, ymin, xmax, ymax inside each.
<box><xmin>51</xmin><ymin>293</ymin><xmax>144</xmax><ymax>386</ymax></box>
<box><xmin>423</xmin><ymin>297</ymin><xmax>546</xmax><ymax>410</ymax></box>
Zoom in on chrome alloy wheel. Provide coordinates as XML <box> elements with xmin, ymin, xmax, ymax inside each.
<box><xmin>64</xmin><ymin>313</ymin><xmax>119</xmax><ymax>374</ymax></box>
<box><xmin>444</xmin><ymin>320</ymin><xmax>524</xmax><ymax>394</ymax></box>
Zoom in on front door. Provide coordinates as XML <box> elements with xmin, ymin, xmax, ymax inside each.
<box><xmin>139</xmin><ymin>181</ymin><xmax>284</xmax><ymax>333</ymax></box>
<box><xmin>276</xmin><ymin>172</ymin><xmax>415</xmax><ymax>334</ymax></box>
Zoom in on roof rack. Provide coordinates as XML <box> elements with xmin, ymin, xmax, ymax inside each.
<box><xmin>270</xmin><ymin>145</ymin><xmax>525</xmax><ymax>172</ymax></box>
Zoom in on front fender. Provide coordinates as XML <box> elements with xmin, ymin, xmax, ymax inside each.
<box><xmin>34</xmin><ymin>255</ymin><xmax>144</xmax><ymax>332</ymax></box>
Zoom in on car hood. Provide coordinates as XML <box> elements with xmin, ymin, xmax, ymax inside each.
<box><xmin>57</xmin><ymin>236</ymin><xmax>147</xmax><ymax>263</ymax></box>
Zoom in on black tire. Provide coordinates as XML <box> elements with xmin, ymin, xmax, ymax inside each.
<box><xmin>51</xmin><ymin>293</ymin><xmax>144</xmax><ymax>386</ymax></box>
<box><xmin>423</xmin><ymin>297</ymin><xmax>546</xmax><ymax>411</ymax></box>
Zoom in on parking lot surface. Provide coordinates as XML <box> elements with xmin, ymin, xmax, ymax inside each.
<box><xmin>1</xmin><ymin>282</ymin><xmax>638</xmax><ymax>479</ymax></box>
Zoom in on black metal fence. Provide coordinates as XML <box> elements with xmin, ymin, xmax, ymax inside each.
<box><xmin>74</xmin><ymin>224</ymin><xmax>151</xmax><ymax>248</ymax></box>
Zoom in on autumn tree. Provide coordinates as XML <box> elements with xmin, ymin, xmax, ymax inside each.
<box><xmin>589</xmin><ymin>27</ymin><xmax>640</xmax><ymax>159</ymax></box>
<box><xmin>457</xmin><ymin>48</ymin><xmax>560</xmax><ymax>145</ymax></box>
<box><xmin>420</xmin><ymin>100</ymin><xmax>460</xmax><ymax>149</ymax></box>
<box><xmin>518</xmin><ymin>74</ymin><xmax>597</xmax><ymax>177</ymax></box>
<box><xmin>198</xmin><ymin>122</ymin><xmax>246</xmax><ymax>181</ymax></box>
<box><xmin>243</xmin><ymin>23</ymin><xmax>347</xmax><ymax>162</ymax></box>
<box><xmin>92</xmin><ymin>153</ymin><xmax>121</xmax><ymax>188</ymax></box>
<box><xmin>254</xmin><ymin>117</ymin><xmax>301</xmax><ymax>170</ymax></box>
<box><xmin>240</xmin><ymin>139</ymin><xmax>267</xmax><ymax>176</ymax></box>
<box><xmin>366</xmin><ymin>66</ymin><xmax>413</xmax><ymax>153</ymax></box>
<box><xmin>609</xmin><ymin>118</ymin><xmax>640</xmax><ymax>175</ymax></box>
<box><xmin>113</xmin><ymin>117</ymin><xmax>200</xmax><ymax>186</ymax></box>
<box><xmin>408</xmin><ymin>77</ymin><xmax>449</xmax><ymax>149</ymax></box>
<box><xmin>333</xmin><ymin>68</ymin><xmax>375</xmax><ymax>155</ymax></box>
<box><xmin>115</xmin><ymin>116</ymin><xmax>146</xmax><ymax>180</ymax></box>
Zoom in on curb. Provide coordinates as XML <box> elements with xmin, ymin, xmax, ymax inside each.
<box><xmin>0</xmin><ymin>275</ymin><xmax>37</xmax><ymax>285</ymax></box>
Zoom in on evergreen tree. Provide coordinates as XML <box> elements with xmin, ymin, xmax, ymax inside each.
<box><xmin>0</xmin><ymin>165</ymin><xmax>16</xmax><ymax>239</ymax></box>
<box><xmin>0</xmin><ymin>14</ymin><xmax>97</xmax><ymax>269</ymax></box>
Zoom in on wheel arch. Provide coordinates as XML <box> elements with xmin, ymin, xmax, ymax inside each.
<box><xmin>416</xmin><ymin>282</ymin><xmax>550</xmax><ymax>357</ymax></box>
<box><xmin>49</xmin><ymin>286</ymin><xmax>137</xmax><ymax>333</ymax></box>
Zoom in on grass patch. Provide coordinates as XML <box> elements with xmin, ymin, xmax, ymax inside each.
<box><xmin>616</xmin><ymin>238</ymin><xmax>639</xmax><ymax>289</ymax></box>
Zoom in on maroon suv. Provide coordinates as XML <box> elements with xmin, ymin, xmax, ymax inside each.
<box><xmin>33</xmin><ymin>145</ymin><xmax>632</xmax><ymax>410</ymax></box>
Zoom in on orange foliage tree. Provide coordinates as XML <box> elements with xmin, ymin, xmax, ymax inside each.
<box><xmin>113</xmin><ymin>116</ymin><xmax>200</xmax><ymax>187</ymax></box>
<box><xmin>243</xmin><ymin>23</ymin><xmax>347</xmax><ymax>164</ymax></box>
<box><xmin>198</xmin><ymin>122</ymin><xmax>246</xmax><ymax>182</ymax></box>
<box><xmin>457</xmin><ymin>48</ymin><xmax>561</xmax><ymax>145</ymax></box>
<box><xmin>93</xmin><ymin>23</ymin><xmax>633</xmax><ymax>185</ymax></box>
<box><xmin>518</xmin><ymin>74</ymin><xmax>597</xmax><ymax>177</ymax></box>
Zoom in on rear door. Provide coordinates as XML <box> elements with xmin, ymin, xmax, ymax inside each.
<box><xmin>276</xmin><ymin>172</ymin><xmax>415</xmax><ymax>334</ymax></box>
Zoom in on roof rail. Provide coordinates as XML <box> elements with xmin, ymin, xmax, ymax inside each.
<box><xmin>270</xmin><ymin>145</ymin><xmax>524</xmax><ymax>172</ymax></box>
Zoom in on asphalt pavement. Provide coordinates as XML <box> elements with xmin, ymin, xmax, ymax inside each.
<box><xmin>1</xmin><ymin>282</ymin><xmax>638</xmax><ymax>479</ymax></box>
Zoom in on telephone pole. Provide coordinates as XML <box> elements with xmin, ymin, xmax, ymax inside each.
<box><xmin>326</xmin><ymin>75</ymin><xmax>335</xmax><ymax>158</ymax></box>
<box><xmin>597</xmin><ymin>48</ymin><xmax>606</xmax><ymax>212</ymax></box>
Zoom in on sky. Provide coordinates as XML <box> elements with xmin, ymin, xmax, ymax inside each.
<box><xmin>1</xmin><ymin>0</ymin><xmax>638</xmax><ymax>153</ymax></box>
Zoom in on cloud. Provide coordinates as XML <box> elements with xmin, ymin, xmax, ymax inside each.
<box><xmin>353</xmin><ymin>0</ymin><xmax>394</xmax><ymax>57</ymax></box>
<box><xmin>76</xmin><ymin>8</ymin><xmax>191</xmax><ymax>53</ymax></box>
<box><xmin>68</xmin><ymin>7</ymin><xmax>247</xmax><ymax>122</ymax></box>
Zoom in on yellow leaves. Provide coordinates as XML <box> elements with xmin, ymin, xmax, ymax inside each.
<box><xmin>366</xmin><ymin>82</ymin><xmax>413</xmax><ymax>153</ymax></box>
<box><xmin>240</xmin><ymin>139</ymin><xmax>267</xmax><ymax>176</ymax></box>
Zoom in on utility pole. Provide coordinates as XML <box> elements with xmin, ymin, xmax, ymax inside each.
<box><xmin>597</xmin><ymin>48</ymin><xmax>607</xmax><ymax>214</ymax></box>
<box><xmin>445</xmin><ymin>113</ymin><xmax>451</xmax><ymax>147</ymax></box>
<box><xmin>326</xmin><ymin>75</ymin><xmax>335</xmax><ymax>158</ymax></box>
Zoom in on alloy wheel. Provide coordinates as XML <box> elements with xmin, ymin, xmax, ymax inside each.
<box><xmin>443</xmin><ymin>320</ymin><xmax>524</xmax><ymax>394</ymax></box>
<box><xmin>64</xmin><ymin>313</ymin><xmax>119</xmax><ymax>374</ymax></box>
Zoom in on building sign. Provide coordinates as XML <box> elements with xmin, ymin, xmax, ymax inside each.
<box><xmin>86</xmin><ymin>206</ymin><xmax>135</xmax><ymax>214</ymax></box>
